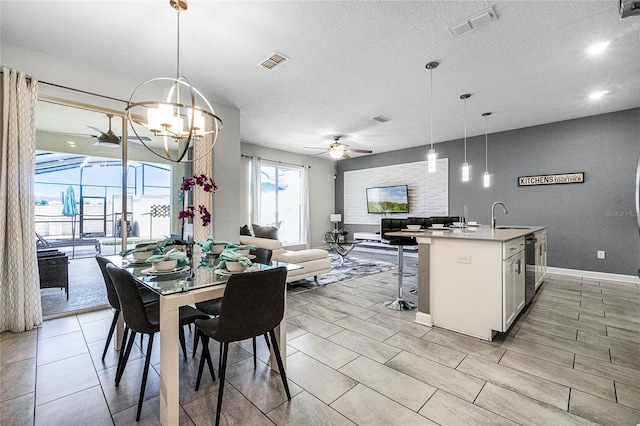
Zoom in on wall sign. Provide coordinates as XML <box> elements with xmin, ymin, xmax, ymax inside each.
<box><xmin>518</xmin><ymin>172</ymin><xmax>584</xmax><ymax>186</ymax></box>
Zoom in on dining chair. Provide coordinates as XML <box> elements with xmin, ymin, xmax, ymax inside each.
<box><xmin>105</xmin><ymin>264</ymin><xmax>210</xmax><ymax>421</ymax></box>
<box><xmin>193</xmin><ymin>248</ymin><xmax>273</xmax><ymax>365</ymax></box>
<box><xmin>95</xmin><ymin>255</ymin><xmax>159</xmax><ymax>361</ymax></box>
<box><xmin>194</xmin><ymin>266</ymin><xmax>291</xmax><ymax>426</ymax></box>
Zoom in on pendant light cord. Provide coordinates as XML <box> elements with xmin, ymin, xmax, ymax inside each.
<box><xmin>429</xmin><ymin>69</ymin><xmax>434</xmax><ymax>149</ymax></box>
<box><xmin>485</xmin><ymin>115</ymin><xmax>488</xmax><ymax>172</ymax></box>
<box><xmin>463</xmin><ymin>97</ymin><xmax>467</xmax><ymax>162</ymax></box>
<box><xmin>176</xmin><ymin>11</ymin><xmax>181</xmax><ymax>78</ymax></box>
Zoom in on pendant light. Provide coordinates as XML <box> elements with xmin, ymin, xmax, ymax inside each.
<box><xmin>426</xmin><ymin>61</ymin><xmax>439</xmax><ymax>173</ymax></box>
<box><xmin>126</xmin><ymin>0</ymin><xmax>223</xmax><ymax>163</ymax></box>
<box><xmin>460</xmin><ymin>93</ymin><xmax>471</xmax><ymax>182</ymax></box>
<box><xmin>482</xmin><ymin>112</ymin><xmax>492</xmax><ymax>187</ymax></box>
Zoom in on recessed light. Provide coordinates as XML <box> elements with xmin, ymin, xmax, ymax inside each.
<box><xmin>589</xmin><ymin>90</ymin><xmax>609</xmax><ymax>100</ymax></box>
<box><xmin>587</xmin><ymin>41</ymin><xmax>610</xmax><ymax>55</ymax></box>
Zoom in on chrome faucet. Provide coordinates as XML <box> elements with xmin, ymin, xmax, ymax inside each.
<box><xmin>491</xmin><ymin>202</ymin><xmax>508</xmax><ymax>228</ymax></box>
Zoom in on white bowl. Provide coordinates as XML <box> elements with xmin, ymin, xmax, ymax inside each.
<box><xmin>225</xmin><ymin>261</ymin><xmax>245</xmax><ymax>272</ymax></box>
<box><xmin>153</xmin><ymin>259</ymin><xmax>177</xmax><ymax>271</ymax></box>
<box><xmin>406</xmin><ymin>225</ymin><xmax>421</xmax><ymax>230</ymax></box>
<box><xmin>235</xmin><ymin>249</ymin><xmax>250</xmax><ymax>257</ymax></box>
<box><xmin>133</xmin><ymin>251</ymin><xmax>153</xmax><ymax>261</ymax></box>
<box><xmin>452</xmin><ymin>222</ymin><xmax>463</xmax><ymax>227</ymax></box>
<box><xmin>210</xmin><ymin>245</ymin><xmax>225</xmax><ymax>255</ymax></box>
<box><xmin>431</xmin><ymin>223</ymin><xmax>445</xmax><ymax>229</ymax></box>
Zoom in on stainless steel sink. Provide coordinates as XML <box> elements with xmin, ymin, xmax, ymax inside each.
<box><xmin>495</xmin><ymin>226</ymin><xmax>530</xmax><ymax>229</ymax></box>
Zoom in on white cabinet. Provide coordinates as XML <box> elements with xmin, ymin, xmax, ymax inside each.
<box><xmin>534</xmin><ymin>229</ymin><xmax>547</xmax><ymax>289</ymax></box>
<box><xmin>503</xmin><ymin>247</ymin><xmax>525</xmax><ymax>330</ymax></box>
<box><xmin>421</xmin><ymin>230</ymin><xmax>543</xmax><ymax>341</ymax></box>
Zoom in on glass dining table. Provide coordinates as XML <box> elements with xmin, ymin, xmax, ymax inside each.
<box><xmin>107</xmin><ymin>255</ymin><xmax>301</xmax><ymax>425</ymax></box>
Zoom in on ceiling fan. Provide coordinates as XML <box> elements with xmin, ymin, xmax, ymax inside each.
<box><xmin>305</xmin><ymin>136</ymin><xmax>373</xmax><ymax>159</ymax></box>
<box><xmin>89</xmin><ymin>114</ymin><xmax>150</xmax><ymax>148</ymax></box>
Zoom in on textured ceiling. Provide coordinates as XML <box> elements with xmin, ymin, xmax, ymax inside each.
<box><xmin>2</xmin><ymin>1</ymin><xmax>639</xmax><ymax>158</ymax></box>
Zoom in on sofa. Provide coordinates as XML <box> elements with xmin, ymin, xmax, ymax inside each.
<box><xmin>239</xmin><ymin>235</ymin><xmax>331</xmax><ymax>283</ymax></box>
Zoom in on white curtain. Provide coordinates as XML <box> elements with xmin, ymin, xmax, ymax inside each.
<box><xmin>302</xmin><ymin>165</ymin><xmax>311</xmax><ymax>247</ymax></box>
<box><xmin>250</xmin><ymin>156</ymin><xmax>262</xmax><ymax>225</ymax></box>
<box><xmin>0</xmin><ymin>68</ymin><xmax>42</xmax><ymax>332</ymax></box>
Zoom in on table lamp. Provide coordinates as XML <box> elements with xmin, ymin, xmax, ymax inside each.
<box><xmin>330</xmin><ymin>214</ymin><xmax>342</xmax><ymax>232</ymax></box>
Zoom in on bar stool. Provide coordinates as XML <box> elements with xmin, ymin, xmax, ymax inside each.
<box><xmin>381</xmin><ymin>218</ymin><xmax>416</xmax><ymax>310</ymax></box>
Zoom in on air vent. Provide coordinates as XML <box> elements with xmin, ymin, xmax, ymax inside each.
<box><xmin>259</xmin><ymin>52</ymin><xmax>289</xmax><ymax>70</ymax></box>
<box><xmin>449</xmin><ymin>7</ymin><xmax>498</xmax><ymax>36</ymax></box>
<box><xmin>373</xmin><ymin>115</ymin><xmax>392</xmax><ymax>123</ymax></box>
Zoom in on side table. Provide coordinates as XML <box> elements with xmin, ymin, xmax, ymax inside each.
<box><xmin>324</xmin><ymin>232</ymin><xmax>360</xmax><ymax>266</ymax></box>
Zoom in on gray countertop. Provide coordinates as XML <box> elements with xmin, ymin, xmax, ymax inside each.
<box><xmin>386</xmin><ymin>225</ymin><xmax>546</xmax><ymax>242</ymax></box>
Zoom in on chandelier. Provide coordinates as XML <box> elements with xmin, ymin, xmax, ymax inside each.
<box><xmin>126</xmin><ymin>0</ymin><xmax>223</xmax><ymax>163</ymax></box>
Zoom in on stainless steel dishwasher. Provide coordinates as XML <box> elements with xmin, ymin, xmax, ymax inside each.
<box><xmin>524</xmin><ymin>233</ymin><xmax>537</xmax><ymax>305</ymax></box>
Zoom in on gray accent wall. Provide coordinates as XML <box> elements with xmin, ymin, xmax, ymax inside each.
<box><xmin>337</xmin><ymin>108</ymin><xmax>640</xmax><ymax>276</ymax></box>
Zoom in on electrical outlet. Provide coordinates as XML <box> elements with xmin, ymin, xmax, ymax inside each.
<box><xmin>457</xmin><ymin>255</ymin><xmax>472</xmax><ymax>264</ymax></box>
<box><xmin>597</xmin><ymin>250</ymin><xmax>605</xmax><ymax>259</ymax></box>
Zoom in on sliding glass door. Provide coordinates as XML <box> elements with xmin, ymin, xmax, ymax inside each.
<box><xmin>259</xmin><ymin>162</ymin><xmax>304</xmax><ymax>244</ymax></box>
<box><xmin>34</xmin><ymin>100</ymin><xmax>177</xmax><ymax>317</ymax></box>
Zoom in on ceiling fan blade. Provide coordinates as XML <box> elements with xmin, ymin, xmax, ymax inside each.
<box><xmin>342</xmin><ymin>152</ymin><xmax>351</xmax><ymax>159</ymax></box>
<box><xmin>53</xmin><ymin>131</ymin><xmax>95</xmax><ymax>137</ymax></box>
<box><xmin>127</xmin><ymin>136</ymin><xmax>152</xmax><ymax>142</ymax></box>
<box><xmin>345</xmin><ymin>148</ymin><xmax>373</xmax><ymax>154</ymax></box>
<box><xmin>303</xmin><ymin>146</ymin><xmax>328</xmax><ymax>150</ymax></box>
<box><xmin>93</xmin><ymin>140</ymin><xmax>119</xmax><ymax>148</ymax></box>
<box><xmin>87</xmin><ymin>125</ymin><xmax>107</xmax><ymax>136</ymax></box>
<box><xmin>127</xmin><ymin>140</ymin><xmax>145</xmax><ymax>149</ymax></box>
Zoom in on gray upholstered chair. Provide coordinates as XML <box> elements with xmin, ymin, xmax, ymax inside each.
<box><xmin>95</xmin><ymin>255</ymin><xmax>159</xmax><ymax>360</ymax></box>
<box><xmin>106</xmin><ymin>264</ymin><xmax>209</xmax><ymax>421</ymax></box>
<box><xmin>194</xmin><ymin>266</ymin><xmax>291</xmax><ymax>426</ymax></box>
<box><xmin>193</xmin><ymin>248</ymin><xmax>273</xmax><ymax>365</ymax></box>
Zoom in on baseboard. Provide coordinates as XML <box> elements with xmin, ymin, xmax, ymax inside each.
<box><xmin>546</xmin><ymin>267</ymin><xmax>639</xmax><ymax>285</ymax></box>
<box><xmin>415</xmin><ymin>311</ymin><xmax>433</xmax><ymax>327</ymax></box>
<box><xmin>43</xmin><ymin>304</ymin><xmax>111</xmax><ymax>321</ymax></box>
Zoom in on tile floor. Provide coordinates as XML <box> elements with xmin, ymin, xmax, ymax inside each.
<box><xmin>2</xmin><ymin>251</ymin><xmax>640</xmax><ymax>425</ymax></box>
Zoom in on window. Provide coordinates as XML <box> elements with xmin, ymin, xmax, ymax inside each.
<box><xmin>258</xmin><ymin>162</ymin><xmax>305</xmax><ymax>244</ymax></box>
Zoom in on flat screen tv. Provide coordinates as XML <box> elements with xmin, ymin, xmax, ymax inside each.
<box><xmin>366</xmin><ymin>185</ymin><xmax>409</xmax><ymax>213</ymax></box>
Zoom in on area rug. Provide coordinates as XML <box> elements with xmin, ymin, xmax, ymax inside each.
<box><xmin>287</xmin><ymin>254</ymin><xmax>395</xmax><ymax>293</ymax></box>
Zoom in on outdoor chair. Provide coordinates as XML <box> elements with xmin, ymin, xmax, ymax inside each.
<box><xmin>193</xmin><ymin>266</ymin><xmax>291</xmax><ymax>426</ymax></box>
<box><xmin>106</xmin><ymin>264</ymin><xmax>209</xmax><ymax>421</ymax></box>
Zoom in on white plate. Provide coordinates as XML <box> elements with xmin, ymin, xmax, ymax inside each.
<box><xmin>401</xmin><ymin>229</ymin><xmax>423</xmax><ymax>232</ymax></box>
<box><xmin>428</xmin><ymin>227</ymin><xmax>452</xmax><ymax>231</ymax></box>
<box><xmin>125</xmin><ymin>258</ymin><xmax>148</xmax><ymax>266</ymax></box>
<box><xmin>215</xmin><ymin>265</ymin><xmax>261</xmax><ymax>275</ymax></box>
<box><xmin>141</xmin><ymin>266</ymin><xmax>191</xmax><ymax>276</ymax></box>
<box><xmin>207</xmin><ymin>254</ymin><xmax>256</xmax><ymax>260</ymax></box>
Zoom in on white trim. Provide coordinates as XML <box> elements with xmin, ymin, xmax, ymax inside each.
<box><xmin>546</xmin><ymin>267</ymin><xmax>639</xmax><ymax>285</ymax></box>
<box><xmin>415</xmin><ymin>311</ymin><xmax>433</xmax><ymax>327</ymax></box>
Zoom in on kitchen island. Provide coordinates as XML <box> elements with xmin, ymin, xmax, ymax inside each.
<box><xmin>387</xmin><ymin>226</ymin><xmax>546</xmax><ymax>341</ymax></box>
